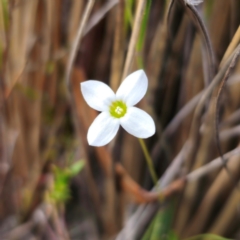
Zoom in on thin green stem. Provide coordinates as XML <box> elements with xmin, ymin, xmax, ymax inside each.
<box><xmin>138</xmin><ymin>138</ymin><xmax>158</xmax><ymax>185</ymax></box>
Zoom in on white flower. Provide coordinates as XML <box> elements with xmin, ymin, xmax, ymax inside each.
<box><xmin>80</xmin><ymin>70</ymin><xmax>156</xmax><ymax>147</ymax></box>
<box><xmin>185</xmin><ymin>0</ymin><xmax>203</xmax><ymax>6</ymax></box>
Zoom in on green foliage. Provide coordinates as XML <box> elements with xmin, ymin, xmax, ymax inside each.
<box><xmin>136</xmin><ymin>0</ymin><xmax>152</xmax><ymax>52</ymax></box>
<box><xmin>168</xmin><ymin>231</ymin><xmax>180</xmax><ymax>240</ymax></box>
<box><xmin>142</xmin><ymin>201</ymin><xmax>176</xmax><ymax>240</ymax></box>
<box><xmin>124</xmin><ymin>0</ymin><xmax>134</xmax><ymax>29</ymax></box>
<box><xmin>184</xmin><ymin>234</ymin><xmax>233</xmax><ymax>240</ymax></box>
<box><xmin>49</xmin><ymin>160</ymin><xmax>85</xmax><ymax>203</ymax></box>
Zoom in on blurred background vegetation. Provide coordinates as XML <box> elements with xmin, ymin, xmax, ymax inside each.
<box><xmin>0</xmin><ymin>0</ymin><xmax>240</xmax><ymax>239</ymax></box>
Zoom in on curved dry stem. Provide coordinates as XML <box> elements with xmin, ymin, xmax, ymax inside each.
<box><xmin>187</xmin><ymin>4</ymin><xmax>216</xmax><ymax>84</ymax></box>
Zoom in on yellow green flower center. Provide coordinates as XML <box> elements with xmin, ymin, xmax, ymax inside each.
<box><xmin>109</xmin><ymin>100</ymin><xmax>127</xmax><ymax>118</ymax></box>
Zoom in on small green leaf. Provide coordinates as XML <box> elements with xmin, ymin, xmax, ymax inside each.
<box><xmin>49</xmin><ymin>160</ymin><xmax>85</xmax><ymax>203</ymax></box>
<box><xmin>68</xmin><ymin>160</ymin><xmax>85</xmax><ymax>177</ymax></box>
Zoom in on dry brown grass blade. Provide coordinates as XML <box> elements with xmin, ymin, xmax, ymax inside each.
<box><xmin>121</xmin><ymin>0</ymin><xmax>146</xmax><ymax>80</ymax></box>
<box><xmin>208</xmin><ymin>188</ymin><xmax>240</xmax><ymax>236</ymax></box>
<box><xmin>70</xmin><ymin>66</ymin><xmax>105</xmax><ymax>223</ymax></box>
<box><xmin>220</xmin><ymin>25</ymin><xmax>240</xmax><ymax>67</ymax></box>
<box><xmin>185</xmin><ymin>3</ymin><xmax>216</xmax><ymax>83</ymax></box>
<box><xmin>166</xmin><ymin>0</ymin><xmax>174</xmax><ymax>39</ymax></box>
<box><xmin>156</xmin><ymin>35</ymin><xmax>203</xmax><ymax>149</ymax></box>
<box><xmin>186</xmin><ymin>147</ymin><xmax>240</xmax><ymax>181</ymax></box>
<box><xmin>220</xmin><ymin>107</ymin><xmax>240</xmax><ymax>128</ymax></box>
<box><xmin>176</xmin><ymin>92</ymin><xmax>216</xmax><ymax>233</ymax></box>
<box><xmin>209</xmin><ymin>0</ymin><xmax>231</xmax><ymax>62</ymax></box>
<box><xmin>157</xmin><ymin>71</ymin><xmax>240</xmax><ymax>144</ymax></box>
<box><xmin>71</xmin><ymin>66</ymin><xmax>121</xmax><ymax>235</ymax></box>
<box><xmin>183</xmin><ymin>153</ymin><xmax>240</xmax><ymax>237</ymax></box>
<box><xmin>0</xmin><ymin>125</ymin><xmax>18</xmax><ymax>196</ymax></box>
<box><xmin>4</xmin><ymin>0</ymin><xmax>38</xmax><ymax>97</ymax></box>
<box><xmin>66</xmin><ymin>0</ymin><xmax>95</xmax><ymax>87</ymax></box>
<box><xmin>117</xmin><ymin>0</ymin><xmax>148</xmax><ymax>201</ymax></box>
<box><xmin>184</xmin><ymin>46</ymin><xmax>239</xmax><ymax>172</ymax></box>
<box><xmin>84</xmin><ymin>0</ymin><xmax>118</xmax><ymax>37</ymax></box>
<box><xmin>147</xmin><ymin>0</ymin><xmax>171</xmax><ymax>111</ymax></box>
<box><xmin>176</xmin><ymin>144</ymin><xmax>240</xmax><ymax>235</ymax></box>
<box><xmin>1</xmin><ymin>0</ymin><xmax>240</xmax><ymax>239</ymax></box>
<box><xmin>220</xmin><ymin>125</ymin><xmax>240</xmax><ymax>141</ymax></box>
<box><xmin>110</xmin><ymin>0</ymin><xmax>125</xmax><ymax>92</ymax></box>
<box><xmin>9</xmin><ymin>0</ymin><xmax>38</xmax><ymax>75</ymax></box>
<box><xmin>2</xmin><ymin>0</ymin><xmax>59</xmax><ymax>219</ymax></box>
<box><xmin>214</xmin><ymin>44</ymin><xmax>240</xmax><ymax>178</ymax></box>
<box><xmin>70</xmin><ymin>66</ymin><xmax>117</xmax><ymax>230</ymax></box>
<box><xmin>115</xmin><ymin>146</ymin><xmax>240</xmax><ymax>240</ymax></box>
<box><xmin>159</xmin><ymin>143</ymin><xmax>189</xmax><ymax>188</ymax></box>
<box><xmin>174</xmin><ymin>46</ymin><xmax>240</xmax><ymax>234</ymax></box>
<box><xmin>67</xmin><ymin>1</ymin><xmax>84</xmax><ymax>45</ymax></box>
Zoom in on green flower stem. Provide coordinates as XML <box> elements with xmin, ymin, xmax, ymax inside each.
<box><xmin>138</xmin><ymin>138</ymin><xmax>158</xmax><ymax>185</ymax></box>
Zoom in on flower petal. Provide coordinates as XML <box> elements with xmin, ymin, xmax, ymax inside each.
<box><xmin>81</xmin><ymin>81</ymin><xmax>116</xmax><ymax>111</ymax></box>
<box><xmin>120</xmin><ymin>107</ymin><xmax>155</xmax><ymax>138</ymax></box>
<box><xmin>87</xmin><ymin>112</ymin><xmax>120</xmax><ymax>146</ymax></box>
<box><xmin>116</xmin><ymin>70</ymin><xmax>148</xmax><ymax>106</ymax></box>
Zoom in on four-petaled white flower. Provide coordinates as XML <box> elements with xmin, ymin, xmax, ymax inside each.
<box><xmin>80</xmin><ymin>70</ymin><xmax>156</xmax><ymax>147</ymax></box>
